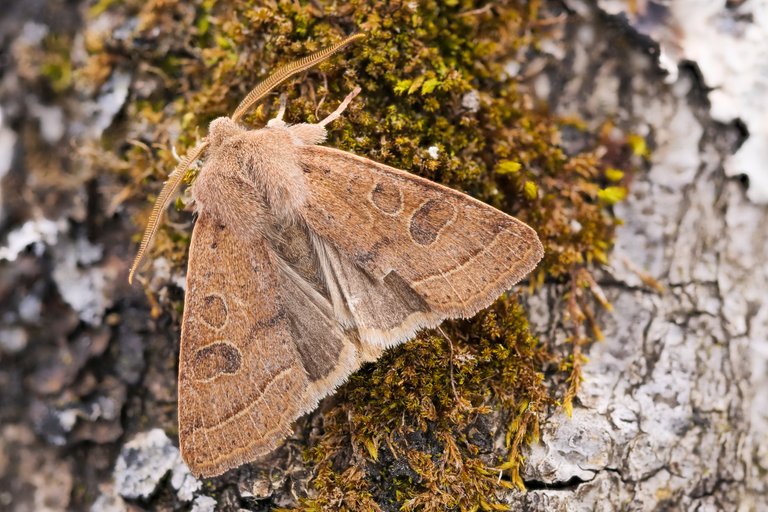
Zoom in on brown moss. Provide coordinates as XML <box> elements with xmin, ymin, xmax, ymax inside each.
<box><xmin>294</xmin><ymin>298</ymin><xmax>548</xmax><ymax>511</ymax></box>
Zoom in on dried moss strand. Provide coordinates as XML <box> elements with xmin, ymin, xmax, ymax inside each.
<box><xmin>128</xmin><ymin>140</ymin><xmax>209</xmax><ymax>284</ymax></box>
<box><xmin>230</xmin><ymin>33</ymin><xmax>364</xmax><ymax>122</ymax></box>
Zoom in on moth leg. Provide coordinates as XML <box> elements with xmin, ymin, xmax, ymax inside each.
<box><xmin>266</xmin><ymin>94</ymin><xmax>289</xmax><ymax>128</ymax></box>
<box><xmin>318</xmin><ymin>87</ymin><xmax>361</xmax><ymax>127</ymax></box>
<box><xmin>288</xmin><ymin>87</ymin><xmax>362</xmax><ymax>145</ymax></box>
<box><xmin>171</xmin><ymin>145</ymin><xmax>182</xmax><ymax>163</ymax></box>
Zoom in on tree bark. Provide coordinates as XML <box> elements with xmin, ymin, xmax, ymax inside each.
<box><xmin>508</xmin><ymin>2</ymin><xmax>768</xmax><ymax>510</ymax></box>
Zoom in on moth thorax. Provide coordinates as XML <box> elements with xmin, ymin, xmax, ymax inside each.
<box><xmin>249</xmin><ymin>132</ymin><xmax>308</xmax><ymax>221</ymax></box>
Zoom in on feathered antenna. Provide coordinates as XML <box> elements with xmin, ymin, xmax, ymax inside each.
<box><xmin>232</xmin><ymin>33</ymin><xmax>364</xmax><ymax>122</ymax></box>
<box><xmin>129</xmin><ymin>141</ymin><xmax>208</xmax><ymax>284</ymax></box>
<box><xmin>128</xmin><ymin>33</ymin><xmax>365</xmax><ymax>284</ymax></box>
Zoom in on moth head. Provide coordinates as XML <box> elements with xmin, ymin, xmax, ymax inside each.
<box><xmin>208</xmin><ymin>117</ymin><xmax>242</xmax><ymax>147</ymax></box>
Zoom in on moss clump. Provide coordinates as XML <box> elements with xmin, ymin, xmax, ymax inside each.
<box><xmin>39</xmin><ymin>34</ymin><xmax>74</xmax><ymax>93</ymax></box>
<box><xmin>86</xmin><ymin>0</ymin><xmax>642</xmax><ymax>509</ymax></box>
<box><xmin>296</xmin><ymin>298</ymin><xmax>547</xmax><ymax>511</ymax></box>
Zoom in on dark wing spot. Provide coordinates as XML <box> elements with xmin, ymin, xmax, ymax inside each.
<box><xmin>191</xmin><ymin>342</ymin><xmax>242</xmax><ymax>381</ymax></box>
<box><xmin>370</xmin><ymin>181</ymin><xmax>403</xmax><ymax>214</ymax></box>
<box><xmin>200</xmin><ymin>295</ymin><xmax>227</xmax><ymax>329</ymax></box>
<box><xmin>409</xmin><ymin>199</ymin><xmax>456</xmax><ymax>246</ymax></box>
<box><xmin>249</xmin><ymin>308</ymin><xmax>288</xmax><ymax>334</ymax></box>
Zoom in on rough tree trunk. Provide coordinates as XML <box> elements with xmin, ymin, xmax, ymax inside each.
<box><xmin>0</xmin><ymin>1</ymin><xmax>765</xmax><ymax>511</ymax></box>
<box><xmin>510</xmin><ymin>2</ymin><xmax>768</xmax><ymax>510</ymax></box>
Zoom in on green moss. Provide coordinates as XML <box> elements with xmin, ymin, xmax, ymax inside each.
<box><xmin>39</xmin><ymin>34</ymin><xmax>74</xmax><ymax>93</ymax></box>
<box><xmin>296</xmin><ymin>298</ymin><xmax>547</xmax><ymax>511</ymax></box>
<box><xmin>88</xmin><ymin>0</ymin><xmax>644</xmax><ymax>509</ymax></box>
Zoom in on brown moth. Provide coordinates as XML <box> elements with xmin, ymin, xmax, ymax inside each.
<box><xmin>129</xmin><ymin>34</ymin><xmax>544</xmax><ymax>478</ymax></box>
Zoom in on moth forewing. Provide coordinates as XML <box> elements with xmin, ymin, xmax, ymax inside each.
<box><xmin>298</xmin><ymin>145</ymin><xmax>544</xmax><ymax>345</ymax></box>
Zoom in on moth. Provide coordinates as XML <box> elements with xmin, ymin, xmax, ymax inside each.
<box><xmin>129</xmin><ymin>34</ymin><xmax>543</xmax><ymax>478</ymax></box>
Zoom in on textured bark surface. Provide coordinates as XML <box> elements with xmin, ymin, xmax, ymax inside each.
<box><xmin>508</xmin><ymin>2</ymin><xmax>768</xmax><ymax>510</ymax></box>
<box><xmin>1</xmin><ymin>1</ymin><xmax>765</xmax><ymax>511</ymax></box>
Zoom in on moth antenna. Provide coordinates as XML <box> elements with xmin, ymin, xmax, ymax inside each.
<box><xmin>318</xmin><ymin>86</ymin><xmax>361</xmax><ymax>127</ymax></box>
<box><xmin>230</xmin><ymin>33</ymin><xmax>364</xmax><ymax>122</ymax></box>
<box><xmin>128</xmin><ymin>139</ymin><xmax>209</xmax><ymax>284</ymax></box>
